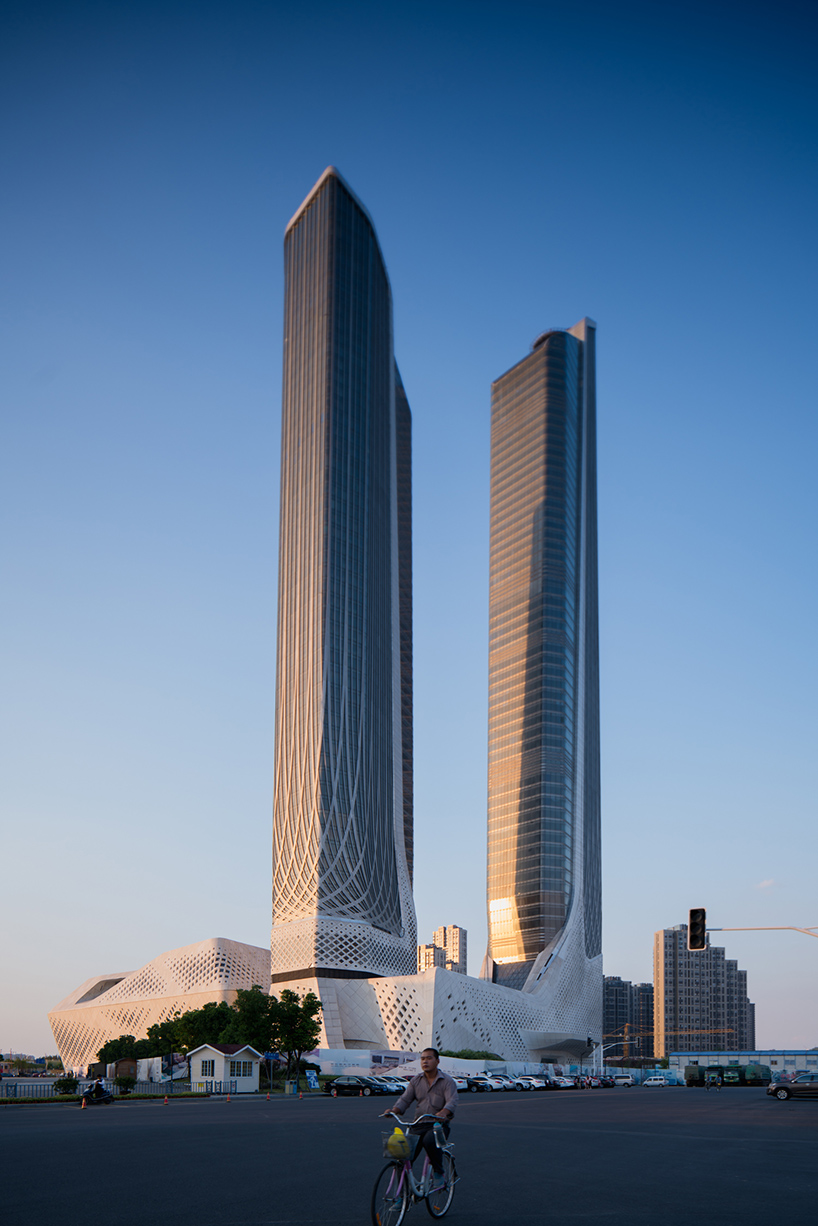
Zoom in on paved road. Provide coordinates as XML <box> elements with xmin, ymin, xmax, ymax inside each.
<box><xmin>2</xmin><ymin>1087</ymin><xmax>816</xmax><ymax>1225</ymax></box>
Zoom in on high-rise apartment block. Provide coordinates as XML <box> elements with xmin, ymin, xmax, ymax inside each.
<box><xmin>603</xmin><ymin>976</ymin><xmax>654</xmax><ymax>1058</ymax></box>
<box><xmin>481</xmin><ymin>320</ymin><xmax>602</xmax><ymax>1052</ymax></box>
<box><xmin>434</xmin><ymin>925</ymin><xmax>467</xmax><ymax>975</ymax></box>
<box><xmin>271</xmin><ymin>167</ymin><xmax>416</xmax><ymax>983</ymax></box>
<box><xmin>417</xmin><ymin>943</ymin><xmax>445</xmax><ymax>972</ymax></box>
<box><xmin>653</xmin><ymin>925</ymin><xmax>756</xmax><ymax>1057</ymax></box>
<box><xmin>418</xmin><ymin>926</ymin><xmax>467</xmax><ymax>975</ymax></box>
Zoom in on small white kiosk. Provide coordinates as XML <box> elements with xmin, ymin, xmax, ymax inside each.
<box><xmin>189</xmin><ymin>1043</ymin><xmax>262</xmax><ymax>1093</ymax></box>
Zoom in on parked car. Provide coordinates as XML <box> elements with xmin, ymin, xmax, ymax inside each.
<box><xmin>469</xmin><ymin>1073</ymin><xmax>507</xmax><ymax>1091</ymax></box>
<box><xmin>516</xmin><ymin>1076</ymin><xmax>546</xmax><ymax>1090</ymax></box>
<box><xmin>370</xmin><ymin>1077</ymin><xmax>402</xmax><ymax>1094</ymax></box>
<box><xmin>323</xmin><ymin>1075</ymin><xmax>384</xmax><ymax>1097</ymax></box>
<box><xmin>465</xmin><ymin>1076</ymin><xmax>491</xmax><ymax>1092</ymax></box>
<box><xmin>612</xmin><ymin>1075</ymin><xmax>634</xmax><ymax>1086</ymax></box>
<box><xmin>449</xmin><ymin>1075</ymin><xmax>469</xmax><ymax>1091</ymax></box>
<box><xmin>767</xmin><ymin>1073</ymin><xmax>818</xmax><ymax>1100</ymax></box>
<box><xmin>599</xmin><ymin>1076</ymin><xmax>615</xmax><ymax>1088</ymax></box>
<box><xmin>553</xmin><ymin>1076</ymin><xmax>576</xmax><ymax>1089</ymax></box>
<box><xmin>643</xmin><ymin>1076</ymin><xmax>668</xmax><ymax>1087</ymax></box>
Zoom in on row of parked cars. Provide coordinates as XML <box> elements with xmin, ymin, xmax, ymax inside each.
<box><xmin>322</xmin><ymin>1071</ymin><xmax>638</xmax><ymax>1096</ymax></box>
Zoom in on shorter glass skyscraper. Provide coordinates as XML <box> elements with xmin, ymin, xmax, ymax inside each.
<box><xmin>483</xmin><ymin>320</ymin><xmax>602</xmax><ymax>1039</ymax></box>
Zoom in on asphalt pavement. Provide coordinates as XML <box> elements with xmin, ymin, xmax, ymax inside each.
<box><xmin>2</xmin><ymin>1086</ymin><xmax>816</xmax><ymax>1225</ymax></box>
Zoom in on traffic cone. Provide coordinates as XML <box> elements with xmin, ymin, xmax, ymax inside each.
<box><xmin>299</xmin><ymin>1091</ymin><xmax>303</xmax><ymax>1100</ymax></box>
<box><xmin>164</xmin><ymin>1096</ymin><xmax>168</xmax><ymax>1105</ymax></box>
<box><xmin>81</xmin><ymin>1097</ymin><xmax>87</xmax><ymax>1110</ymax></box>
<box><xmin>226</xmin><ymin>1093</ymin><xmax>231</xmax><ymax>1102</ymax></box>
<box><xmin>359</xmin><ymin>1089</ymin><xmax>363</xmax><ymax>1097</ymax></box>
<box><xmin>266</xmin><ymin>1092</ymin><xmax>270</xmax><ymax>1100</ymax></box>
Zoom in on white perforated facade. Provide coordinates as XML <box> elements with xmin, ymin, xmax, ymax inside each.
<box><xmin>274</xmin><ymin>926</ymin><xmax>599</xmax><ymax>1063</ymax></box>
<box><xmin>48</xmin><ymin>937</ymin><xmax>270</xmax><ymax>1073</ymax></box>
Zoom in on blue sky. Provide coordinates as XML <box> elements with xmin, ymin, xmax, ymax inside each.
<box><xmin>2</xmin><ymin>0</ymin><xmax>816</xmax><ymax>1054</ymax></box>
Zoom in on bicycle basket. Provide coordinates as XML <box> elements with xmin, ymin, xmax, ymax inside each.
<box><xmin>382</xmin><ymin>1129</ymin><xmax>412</xmax><ymax>1159</ymax></box>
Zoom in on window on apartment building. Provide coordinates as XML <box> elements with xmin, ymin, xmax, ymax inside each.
<box><xmin>201</xmin><ymin>1060</ymin><xmax>214</xmax><ymax>1077</ymax></box>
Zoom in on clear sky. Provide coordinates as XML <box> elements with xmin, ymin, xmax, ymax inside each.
<box><xmin>2</xmin><ymin>0</ymin><xmax>816</xmax><ymax>1056</ymax></box>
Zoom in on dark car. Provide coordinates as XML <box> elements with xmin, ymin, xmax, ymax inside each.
<box><xmin>465</xmin><ymin>1077</ymin><xmax>491</xmax><ymax>1093</ymax></box>
<box><xmin>324</xmin><ymin>1075</ymin><xmax>383</xmax><ymax>1097</ymax></box>
<box><xmin>767</xmin><ymin>1073</ymin><xmax>818</xmax><ymax>1101</ymax></box>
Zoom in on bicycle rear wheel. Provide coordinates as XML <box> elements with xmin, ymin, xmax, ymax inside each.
<box><xmin>426</xmin><ymin>1152</ymin><xmax>456</xmax><ymax>1218</ymax></box>
<box><xmin>371</xmin><ymin>1162</ymin><xmax>409</xmax><ymax>1226</ymax></box>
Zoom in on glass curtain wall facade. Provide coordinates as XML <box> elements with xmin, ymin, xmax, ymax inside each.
<box><xmin>485</xmin><ymin>319</ymin><xmax>601</xmax><ymax>991</ymax></box>
<box><xmin>272</xmin><ymin>167</ymin><xmax>416</xmax><ymax>982</ymax></box>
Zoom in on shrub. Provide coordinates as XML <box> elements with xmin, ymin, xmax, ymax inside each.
<box><xmin>115</xmin><ymin>1076</ymin><xmax>136</xmax><ymax>1095</ymax></box>
<box><xmin>440</xmin><ymin>1049</ymin><xmax>502</xmax><ymax>1061</ymax></box>
<box><xmin>53</xmin><ymin>1076</ymin><xmax>79</xmax><ymax>1096</ymax></box>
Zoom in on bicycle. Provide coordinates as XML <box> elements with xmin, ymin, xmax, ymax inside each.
<box><xmin>371</xmin><ymin>1111</ymin><xmax>458</xmax><ymax>1224</ymax></box>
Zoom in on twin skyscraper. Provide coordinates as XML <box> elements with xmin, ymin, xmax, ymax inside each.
<box><xmin>271</xmin><ymin>167</ymin><xmax>601</xmax><ymax>1060</ymax></box>
<box><xmin>48</xmin><ymin>166</ymin><xmax>602</xmax><ymax>1072</ymax></box>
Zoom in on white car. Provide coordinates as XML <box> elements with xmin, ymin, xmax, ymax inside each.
<box><xmin>516</xmin><ymin>1076</ymin><xmax>546</xmax><ymax>1090</ymax></box>
<box><xmin>553</xmin><ymin>1076</ymin><xmax>576</xmax><ymax>1088</ymax></box>
<box><xmin>612</xmin><ymin>1075</ymin><xmax>634</xmax><ymax>1086</ymax></box>
<box><xmin>449</xmin><ymin>1075</ymin><xmax>469</xmax><ymax>1091</ymax></box>
<box><xmin>643</xmin><ymin>1076</ymin><xmax>668</xmax><ymax>1087</ymax></box>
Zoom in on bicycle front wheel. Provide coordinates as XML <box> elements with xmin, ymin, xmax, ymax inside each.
<box><xmin>371</xmin><ymin>1162</ymin><xmax>409</xmax><ymax>1226</ymax></box>
<box><xmin>426</xmin><ymin>1152</ymin><xmax>456</xmax><ymax>1218</ymax></box>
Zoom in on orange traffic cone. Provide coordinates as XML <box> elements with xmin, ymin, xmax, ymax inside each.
<box><xmin>164</xmin><ymin>1096</ymin><xmax>168</xmax><ymax>1105</ymax></box>
<box><xmin>81</xmin><ymin>1097</ymin><xmax>87</xmax><ymax>1110</ymax></box>
<box><xmin>359</xmin><ymin>1089</ymin><xmax>363</xmax><ymax>1097</ymax></box>
<box><xmin>226</xmin><ymin>1093</ymin><xmax>231</xmax><ymax>1102</ymax></box>
<box><xmin>299</xmin><ymin>1091</ymin><xmax>303</xmax><ymax>1100</ymax></box>
<box><xmin>266</xmin><ymin>1092</ymin><xmax>270</xmax><ymax>1100</ymax></box>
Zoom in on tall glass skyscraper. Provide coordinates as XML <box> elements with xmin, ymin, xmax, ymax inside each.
<box><xmin>271</xmin><ymin>167</ymin><xmax>416</xmax><ymax>983</ymax></box>
<box><xmin>484</xmin><ymin>319</ymin><xmax>601</xmax><ymax>1000</ymax></box>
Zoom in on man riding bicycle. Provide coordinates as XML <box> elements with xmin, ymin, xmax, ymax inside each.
<box><xmin>382</xmin><ymin>1048</ymin><xmax>458</xmax><ymax>1189</ymax></box>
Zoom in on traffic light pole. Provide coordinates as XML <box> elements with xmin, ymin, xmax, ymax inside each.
<box><xmin>708</xmin><ymin>926</ymin><xmax>818</xmax><ymax>939</ymax></box>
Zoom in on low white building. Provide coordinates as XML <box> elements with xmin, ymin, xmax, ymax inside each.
<box><xmin>189</xmin><ymin>1043</ymin><xmax>262</xmax><ymax>1093</ymax></box>
<box><xmin>48</xmin><ymin>937</ymin><xmax>270</xmax><ymax>1073</ymax></box>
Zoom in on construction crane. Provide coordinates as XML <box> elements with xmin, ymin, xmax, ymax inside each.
<box><xmin>603</xmin><ymin>1024</ymin><xmax>735</xmax><ymax>1059</ymax></box>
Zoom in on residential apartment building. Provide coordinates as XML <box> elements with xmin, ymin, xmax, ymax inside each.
<box><xmin>418</xmin><ymin>925</ymin><xmax>467</xmax><ymax>974</ymax></box>
<box><xmin>603</xmin><ymin>976</ymin><xmax>654</xmax><ymax>1058</ymax></box>
<box><xmin>417</xmin><ymin>943</ymin><xmax>445</xmax><ymax>972</ymax></box>
<box><xmin>653</xmin><ymin>924</ymin><xmax>755</xmax><ymax>1057</ymax></box>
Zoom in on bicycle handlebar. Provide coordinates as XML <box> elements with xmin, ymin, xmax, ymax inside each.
<box><xmin>380</xmin><ymin>1110</ymin><xmax>445</xmax><ymax>1127</ymax></box>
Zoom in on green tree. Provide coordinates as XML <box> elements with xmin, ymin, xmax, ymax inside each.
<box><xmin>173</xmin><ymin>1001</ymin><xmax>234</xmax><ymax>1052</ymax></box>
<box><xmin>145</xmin><ymin>1015</ymin><xmax>182</xmax><ymax>1067</ymax></box>
<box><xmin>270</xmin><ymin>989</ymin><xmax>322</xmax><ymax>1087</ymax></box>
<box><xmin>96</xmin><ymin>1035</ymin><xmax>137</xmax><ymax>1064</ymax></box>
<box><xmin>219</xmin><ymin>986</ymin><xmax>276</xmax><ymax>1054</ymax></box>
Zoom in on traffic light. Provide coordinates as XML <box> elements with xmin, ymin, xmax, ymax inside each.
<box><xmin>688</xmin><ymin>908</ymin><xmax>707</xmax><ymax>950</ymax></box>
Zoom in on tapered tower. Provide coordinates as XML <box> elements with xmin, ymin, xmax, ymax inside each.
<box><xmin>483</xmin><ymin>320</ymin><xmax>601</xmax><ymax>1044</ymax></box>
<box><xmin>271</xmin><ymin>167</ymin><xmax>416</xmax><ymax>983</ymax></box>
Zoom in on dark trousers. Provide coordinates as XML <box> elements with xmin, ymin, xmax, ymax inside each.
<box><xmin>411</xmin><ymin>1122</ymin><xmax>450</xmax><ymax>1174</ymax></box>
